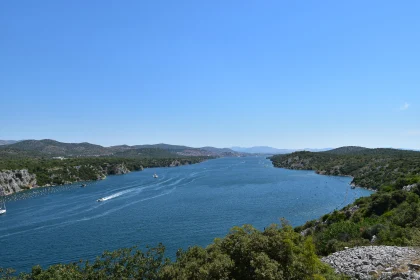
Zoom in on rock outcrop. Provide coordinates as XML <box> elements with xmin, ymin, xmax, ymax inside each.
<box><xmin>106</xmin><ymin>163</ymin><xmax>130</xmax><ymax>175</ymax></box>
<box><xmin>0</xmin><ymin>159</ymin><xmax>198</xmax><ymax>196</ymax></box>
<box><xmin>169</xmin><ymin>160</ymin><xmax>191</xmax><ymax>167</ymax></box>
<box><xmin>403</xmin><ymin>184</ymin><xmax>418</xmax><ymax>192</ymax></box>
<box><xmin>0</xmin><ymin>170</ymin><xmax>37</xmax><ymax>195</ymax></box>
<box><xmin>322</xmin><ymin>246</ymin><xmax>420</xmax><ymax>279</ymax></box>
<box><xmin>170</xmin><ymin>160</ymin><xmax>182</xmax><ymax>167</ymax></box>
<box><xmin>0</xmin><ymin>163</ymin><xmax>132</xmax><ymax>195</ymax></box>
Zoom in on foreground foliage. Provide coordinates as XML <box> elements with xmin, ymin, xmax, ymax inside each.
<box><xmin>296</xmin><ymin>184</ymin><xmax>420</xmax><ymax>256</ymax></box>
<box><xmin>0</xmin><ymin>223</ymin><xmax>346</xmax><ymax>280</ymax></box>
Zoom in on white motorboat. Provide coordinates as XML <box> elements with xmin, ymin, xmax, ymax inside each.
<box><xmin>0</xmin><ymin>197</ymin><xmax>6</xmax><ymax>215</ymax></box>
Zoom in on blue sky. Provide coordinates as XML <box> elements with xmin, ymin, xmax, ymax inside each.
<box><xmin>1</xmin><ymin>1</ymin><xmax>419</xmax><ymax>149</ymax></box>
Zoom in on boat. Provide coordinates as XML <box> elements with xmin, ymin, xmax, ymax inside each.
<box><xmin>81</xmin><ymin>184</ymin><xmax>86</xmax><ymax>187</ymax></box>
<box><xmin>0</xmin><ymin>192</ymin><xmax>6</xmax><ymax>215</ymax></box>
<box><xmin>97</xmin><ymin>198</ymin><xmax>105</xmax><ymax>202</ymax></box>
<box><xmin>153</xmin><ymin>173</ymin><xmax>158</xmax><ymax>178</ymax></box>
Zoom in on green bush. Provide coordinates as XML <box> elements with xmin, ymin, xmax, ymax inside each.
<box><xmin>1</xmin><ymin>224</ymin><xmax>348</xmax><ymax>280</ymax></box>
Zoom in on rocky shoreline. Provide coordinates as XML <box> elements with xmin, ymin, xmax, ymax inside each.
<box><xmin>0</xmin><ymin>160</ymin><xmax>194</xmax><ymax>196</ymax></box>
<box><xmin>0</xmin><ymin>169</ymin><xmax>37</xmax><ymax>195</ymax></box>
<box><xmin>322</xmin><ymin>246</ymin><xmax>420</xmax><ymax>279</ymax></box>
<box><xmin>279</xmin><ymin>165</ymin><xmax>377</xmax><ymax>192</ymax></box>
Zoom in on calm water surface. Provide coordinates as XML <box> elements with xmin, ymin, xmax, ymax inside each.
<box><xmin>0</xmin><ymin>157</ymin><xmax>372</xmax><ymax>272</ymax></box>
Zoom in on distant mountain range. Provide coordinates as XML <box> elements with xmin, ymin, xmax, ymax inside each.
<box><xmin>231</xmin><ymin>146</ymin><xmax>332</xmax><ymax>154</ymax></box>
<box><xmin>1</xmin><ymin>140</ymin><xmax>418</xmax><ymax>158</ymax></box>
<box><xmin>0</xmin><ymin>139</ymin><xmax>245</xmax><ymax>158</ymax></box>
<box><xmin>323</xmin><ymin>146</ymin><xmax>369</xmax><ymax>155</ymax></box>
<box><xmin>0</xmin><ymin>140</ymin><xmax>19</xmax><ymax>146</ymax></box>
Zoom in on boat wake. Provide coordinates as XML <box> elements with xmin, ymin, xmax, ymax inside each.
<box><xmin>97</xmin><ymin>189</ymin><xmax>133</xmax><ymax>202</ymax></box>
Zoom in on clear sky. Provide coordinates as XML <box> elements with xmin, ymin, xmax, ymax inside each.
<box><xmin>1</xmin><ymin>1</ymin><xmax>419</xmax><ymax>149</ymax></box>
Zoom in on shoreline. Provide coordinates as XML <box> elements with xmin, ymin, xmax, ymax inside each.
<box><xmin>1</xmin><ymin>158</ymin><xmax>210</xmax><ymax>198</ymax></box>
<box><xmin>273</xmin><ymin>165</ymin><xmax>378</xmax><ymax>193</ymax></box>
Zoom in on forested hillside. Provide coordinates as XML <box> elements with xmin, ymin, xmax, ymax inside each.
<box><xmin>271</xmin><ymin>147</ymin><xmax>420</xmax><ymax>256</ymax></box>
<box><xmin>0</xmin><ymin>139</ymin><xmax>248</xmax><ymax>194</ymax></box>
<box><xmin>0</xmin><ymin>156</ymin><xmax>207</xmax><ymax>192</ymax></box>
<box><xmin>0</xmin><ymin>140</ymin><xmax>244</xmax><ymax>158</ymax></box>
<box><xmin>295</xmin><ymin>177</ymin><xmax>420</xmax><ymax>256</ymax></box>
<box><xmin>270</xmin><ymin>147</ymin><xmax>420</xmax><ymax>189</ymax></box>
<box><xmin>0</xmin><ymin>140</ymin><xmax>217</xmax><ymax>195</ymax></box>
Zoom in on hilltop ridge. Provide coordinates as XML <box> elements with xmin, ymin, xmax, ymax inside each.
<box><xmin>0</xmin><ymin>139</ymin><xmax>244</xmax><ymax>158</ymax></box>
<box><xmin>0</xmin><ymin>140</ymin><xmax>19</xmax><ymax>146</ymax></box>
<box><xmin>231</xmin><ymin>146</ymin><xmax>332</xmax><ymax>154</ymax></box>
<box><xmin>0</xmin><ymin>140</ymin><xmax>244</xmax><ymax>195</ymax></box>
<box><xmin>270</xmin><ymin>146</ymin><xmax>420</xmax><ymax>189</ymax></box>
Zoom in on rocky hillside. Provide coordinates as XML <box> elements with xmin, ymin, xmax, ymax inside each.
<box><xmin>322</xmin><ymin>246</ymin><xmax>420</xmax><ymax>279</ymax></box>
<box><xmin>0</xmin><ymin>158</ymin><xmax>202</xmax><ymax>196</ymax></box>
<box><xmin>0</xmin><ymin>140</ymin><xmax>244</xmax><ymax>158</ymax></box>
<box><xmin>0</xmin><ymin>170</ymin><xmax>37</xmax><ymax>195</ymax></box>
<box><xmin>0</xmin><ymin>163</ymin><xmax>130</xmax><ymax>195</ymax></box>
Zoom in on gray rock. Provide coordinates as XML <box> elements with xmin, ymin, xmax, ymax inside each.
<box><xmin>322</xmin><ymin>246</ymin><xmax>420</xmax><ymax>279</ymax></box>
<box><xmin>170</xmin><ymin>160</ymin><xmax>182</xmax><ymax>167</ymax></box>
<box><xmin>402</xmin><ymin>184</ymin><xmax>418</xmax><ymax>192</ymax></box>
<box><xmin>0</xmin><ymin>169</ymin><xmax>37</xmax><ymax>195</ymax></box>
<box><xmin>408</xmin><ymin>264</ymin><xmax>420</xmax><ymax>271</ymax></box>
<box><xmin>107</xmin><ymin>163</ymin><xmax>130</xmax><ymax>175</ymax></box>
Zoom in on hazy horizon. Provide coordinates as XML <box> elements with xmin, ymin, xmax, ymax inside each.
<box><xmin>1</xmin><ymin>1</ymin><xmax>419</xmax><ymax>149</ymax></box>
<box><xmin>2</xmin><ymin>138</ymin><xmax>420</xmax><ymax>152</ymax></box>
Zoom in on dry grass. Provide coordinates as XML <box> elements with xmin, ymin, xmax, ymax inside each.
<box><xmin>410</xmin><ymin>229</ymin><xmax>420</xmax><ymax>247</ymax></box>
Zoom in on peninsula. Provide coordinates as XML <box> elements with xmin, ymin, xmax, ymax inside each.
<box><xmin>0</xmin><ymin>139</ymin><xmax>244</xmax><ymax>195</ymax></box>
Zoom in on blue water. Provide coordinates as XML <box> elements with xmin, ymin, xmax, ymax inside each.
<box><xmin>0</xmin><ymin>157</ymin><xmax>372</xmax><ymax>272</ymax></box>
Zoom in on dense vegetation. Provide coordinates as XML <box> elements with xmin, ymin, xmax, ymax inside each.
<box><xmin>270</xmin><ymin>147</ymin><xmax>420</xmax><ymax>255</ymax></box>
<box><xmin>270</xmin><ymin>147</ymin><xmax>420</xmax><ymax>189</ymax></box>
<box><xmin>0</xmin><ymin>222</ymin><xmax>347</xmax><ymax>280</ymax></box>
<box><xmin>0</xmin><ymin>140</ymin><xmax>219</xmax><ymax>189</ymax></box>
<box><xmin>295</xmin><ymin>181</ymin><xmax>420</xmax><ymax>256</ymax></box>
<box><xmin>0</xmin><ymin>156</ymin><xmax>209</xmax><ymax>187</ymax></box>
<box><xmin>0</xmin><ymin>140</ymin><xmax>112</xmax><ymax>158</ymax></box>
<box><xmin>0</xmin><ymin>139</ymin><xmax>242</xmax><ymax>159</ymax></box>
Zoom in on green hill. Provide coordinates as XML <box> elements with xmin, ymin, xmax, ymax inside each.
<box><xmin>324</xmin><ymin>146</ymin><xmax>369</xmax><ymax>155</ymax></box>
<box><xmin>270</xmin><ymin>147</ymin><xmax>420</xmax><ymax>189</ymax></box>
<box><xmin>1</xmin><ymin>139</ymin><xmax>111</xmax><ymax>157</ymax></box>
<box><xmin>270</xmin><ymin>146</ymin><xmax>420</xmax><ymax>257</ymax></box>
<box><xmin>0</xmin><ymin>140</ymin><xmax>244</xmax><ymax>159</ymax></box>
<box><xmin>0</xmin><ymin>140</ymin><xmax>19</xmax><ymax>146</ymax></box>
<box><xmin>133</xmin><ymin>143</ymin><xmax>192</xmax><ymax>151</ymax></box>
<box><xmin>113</xmin><ymin>148</ymin><xmax>186</xmax><ymax>158</ymax></box>
<box><xmin>0</xmin><ymin>140</ymin><xmax>215</xmax><ymax>192</ymax></box>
